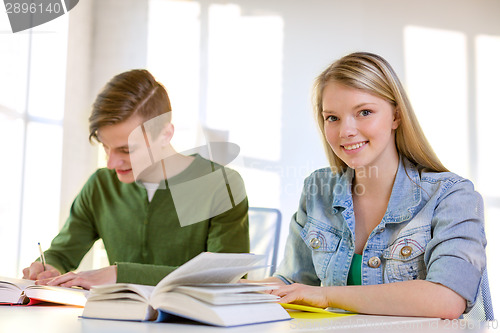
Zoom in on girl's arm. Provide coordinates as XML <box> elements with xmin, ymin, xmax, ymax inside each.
<box><xmin>272</xmin><ymin>279</ymin><xmax>466</xmax><ymax>319</ymax></box>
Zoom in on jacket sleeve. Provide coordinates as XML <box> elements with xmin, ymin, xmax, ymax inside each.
<box><xmin>273</xmin><ymin>176</ymin><xmax>321</xmax><ymax>286</ymax></box>
<box><xmin>424</xmin><ymin>178</ymin><xmax>487</xmax><ymax>312</ymax></box>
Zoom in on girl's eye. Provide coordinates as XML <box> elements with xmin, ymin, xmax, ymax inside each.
<box><xmin>359</xmin><ymin>110</ymin><xmax>372</xmax><ymax>117</ymax></box>
<box><xmin>325</xmin><ymin>115</ymin><xmax>338</xmax><ymax>122</ymax></box>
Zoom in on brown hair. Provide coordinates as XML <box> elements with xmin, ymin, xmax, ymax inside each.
<box><xmin>89</xmin><ymin>69</ymin><xmax>172</xmax><ymax>142</ymax></box>
<box><xmin>312</xmin><ymin>52</ymin><xmax>448</xmax><ymax>173</ymax></box>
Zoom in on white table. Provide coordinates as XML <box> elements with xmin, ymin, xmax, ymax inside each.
<box><xmin>0</xmin><ymin>305</ymin><xmax>497</xmax><ymax>333</ymax></box>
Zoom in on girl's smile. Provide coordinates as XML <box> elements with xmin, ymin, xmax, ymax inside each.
<box><xmin>341</xmin><ymin>141</ymin><xmax>368</xmax><ymax>153</ymax></box>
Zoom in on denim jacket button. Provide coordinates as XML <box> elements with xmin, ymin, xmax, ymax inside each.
<box><xmin>310</xmin><ymin>237</ymin><xmax>321</xmax><ymax>249</ymax></box>
<box><xmin>400</xmin><ymin>246</ymin><xmax>412</xmax><ymax>257</ymax></box>
<box><xmin>368</xmin><ymin>256</ymin><xmax>381</xmax><ymax>268</ymax></box>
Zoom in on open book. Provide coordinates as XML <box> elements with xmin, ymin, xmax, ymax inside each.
<box><xmin>0</xmin><ymin>276</ymin><xmax>88</xmax><ymax>306</ymax></box>
<box><xmin>82</xmin><ymin>252</ymin><xmax>291</xmax><ymax>326</ymax></box>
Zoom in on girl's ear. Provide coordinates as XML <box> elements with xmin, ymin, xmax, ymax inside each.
<box><xmin>392</xmin><ymin>107</ymin><xmax>401</xmax><ymax>130</ymax></box>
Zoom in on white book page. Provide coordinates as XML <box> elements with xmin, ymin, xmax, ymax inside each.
<box><xmin>89</xmin><ymin>283</ymin><xmax>154</xmax><ymax>299</ymax></box>
<box><xmin>23</xmin><ymin>285</ymin><xmax>89</xmax><ymax>306</ymax></box>
<box><xmin>153</xmin><ymin>265</ymin><xmax>267</xmax><ymax>295</ymax></box>
<box><xmin>153</xmin><ymin>253</ymin><xmax>265</xmax><ymax>295</ymax></box>
<box><xmin>175</xmin><ymin>283</ymin><xmax>279</xmax><ymax>294</ymax></box>
<box><xmin>173</xmin><ymin>286</ymin><xmax>279</xmax><ymax>305</ymax></box>
<box><xmin>0</xmin><ymin>277</ymin><xmax>35</xmax><ymax>291</ymax></box>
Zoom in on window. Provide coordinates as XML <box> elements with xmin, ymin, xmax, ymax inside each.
<box><xmin>147</xmin><ymin>0</ymin><xmax>285</xmax><ymax>211</ymax></box>
<box><xmin>0</xmin><ymin>15</ymin><xmax>68</xmax><ymax>277</ymax></box>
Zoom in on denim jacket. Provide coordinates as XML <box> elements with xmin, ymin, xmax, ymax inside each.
<box><xmin>274</xmin><ymin>157</ymin><xmax>486</xmax><ymax>311</ymax></box>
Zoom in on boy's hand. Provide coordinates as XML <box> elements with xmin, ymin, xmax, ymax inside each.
<box><xmin>22</xmin><ymin>262</ymin><xmax>61</xmax><ymax>280</ymax></box>
<box><xmin>36</xmin><ymin>265</ymin><xmax>117</xmax><ymax>290</ymax></box>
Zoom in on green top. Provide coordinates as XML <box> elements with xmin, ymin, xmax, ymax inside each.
<box><xmin>347</xmin><ymin>253</ymin><xmax>362</xmax><ymax>285</ymax></box>
<box><xmin>43</xmin><ymin>154</ymin><xmax>249</xmax><ymax>286</ymax></box>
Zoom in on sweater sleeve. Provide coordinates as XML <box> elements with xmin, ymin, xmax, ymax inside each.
<box><xmin>206</xmin><ymin>196</ymin><xmax>250</xmax><ymax>253</ymax></box>
<box><xmin>42</xmin><ymin>173</ymin><xmax>100</xmax><ymax>273</ymax></box>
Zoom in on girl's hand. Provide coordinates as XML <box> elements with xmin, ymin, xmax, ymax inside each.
<box><xmin>271</xmin><ymin>283</ymin><xmax>329</xmax><ymax>308</ymax></box>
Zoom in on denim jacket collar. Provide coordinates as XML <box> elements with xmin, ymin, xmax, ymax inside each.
<box><xmin>331</xmin><ymin>156</ymin><xmax>421</xmax><ymax>224</ymax></box>
<box><xmin>331</xmin><ymin>167</ymin><xmax>354</xmax><ymax>211</ymax></box>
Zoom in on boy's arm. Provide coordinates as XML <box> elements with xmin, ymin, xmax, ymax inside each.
<box><xmin>23</xmin><ymin>173</ymin><xmax>100</xmax><ymax>280</ymax></box>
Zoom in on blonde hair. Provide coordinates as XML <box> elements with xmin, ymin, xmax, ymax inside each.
<box><xmin>312</xmin><ymin>52</ymin><xmax>448</xmax><ymax>173</ymax></box>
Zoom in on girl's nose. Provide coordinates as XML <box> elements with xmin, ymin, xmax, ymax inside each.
<box><xmin>339</xmin><ymin>118</ymin><xmax>358</xmax><ymax>138</ymax></box>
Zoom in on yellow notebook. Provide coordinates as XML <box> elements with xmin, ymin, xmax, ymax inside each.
<box><xmin>279</xmin><ymin>303</ymin><xmax>356</xmax><ymax>319</ymax></box>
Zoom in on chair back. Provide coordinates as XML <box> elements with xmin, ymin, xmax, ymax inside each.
<box><xmin>247</xmin><ymin>207</ymin><xmax>281</xmax><ymax>280</ymax></box>
<box><xmin>463</xmin><ymin>268</ymin><xmax>495</xmax><ymax>321</ymax></box>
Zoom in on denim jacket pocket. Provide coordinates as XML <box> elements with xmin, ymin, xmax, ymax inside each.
<box><xmin>382</xmin><ymin>227</ymin><xmax>430</xmax><ymax>283</ymax></box>
<box><xmin>300</xmin><ymin>218</ymin><xmax>342</xmax><ymax>280</ymax></box>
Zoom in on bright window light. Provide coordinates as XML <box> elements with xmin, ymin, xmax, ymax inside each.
<box><xmin>206</xmin><ymin>4</ymin><xmax>283</xmax><ymax>162</ymax></box>
<box><xmin>0</xmin><ymin>13</ymin><xmax>67</xmax><ymax>276</ymax></box>
<box><xmin>147</xmin><ymin>1</ymin><xmax>285</xmax><ymax>210</ymax></box>
<box><xmin>404</xmin><ymin>26</ymin><xmax>468</xmax><ymax>178</ymax></box>
<box><xmin>147</xmin><ymin>0</ymin><xmax>201</xmax><ymax>153</ymax></box>
<box><xmin>18</xmin><ymin>122</ymin><xmax>63</xmax><ymax>270</ymax></box>
<box><xmin>28</xmin><ymin>16</ymin><xmax>68</xmax><ymax>121</ymax></box>
<box><xmin>238</xmin><ymin>167</ymin><xmax>280</xmax><ymax>208</ymax></box>
<box><xmin>0</xmin><ymin>117</ymin><xmax>24</xmax><ymax>277</ymax></box>
<box><xmin>476</xmin><ymin>34</ymin><xmax>500</xmax><ymax>318</ymax></box>
<box><xmin>0</xmin><ymin>29</ymin><xmax>29</xmax><ymax>113</ymax></box>
<box><xmin>475</xmin><ymin>34</ymin><xmax>500</xmax><ymax>198</ymax></box>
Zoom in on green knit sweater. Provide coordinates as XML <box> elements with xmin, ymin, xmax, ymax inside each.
<box><xmin>43</xmin><ymin>155</ymin><xmax>249</xmax><ymax>285</ymax></box>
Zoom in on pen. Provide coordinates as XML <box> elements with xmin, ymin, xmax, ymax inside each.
<box><xmin>38</xmin><ymin>242</ymin><xmax>46</xmax><ymax>271</ymax></box>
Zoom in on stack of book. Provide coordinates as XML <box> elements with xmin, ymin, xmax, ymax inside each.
<box><xmin>82</xmin><ymin>252</ymin><xmax>291</xmax><ymax>327</ymax></box>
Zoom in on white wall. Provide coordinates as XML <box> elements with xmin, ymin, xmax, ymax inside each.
<box><xmin>62</xmin><ymin>0</ymin><xmax>500</xmax><ymax>313</ymax></box>
<box><xmin>60</xmin><ymin>0</ymin><xmax>151</xmax><ymax>219</ymax></box>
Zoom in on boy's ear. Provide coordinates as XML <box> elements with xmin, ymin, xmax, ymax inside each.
<box><xmin>161</xmin><ymin>123</ymin><xmax>175</xmax><ymax>146</ymax></box>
